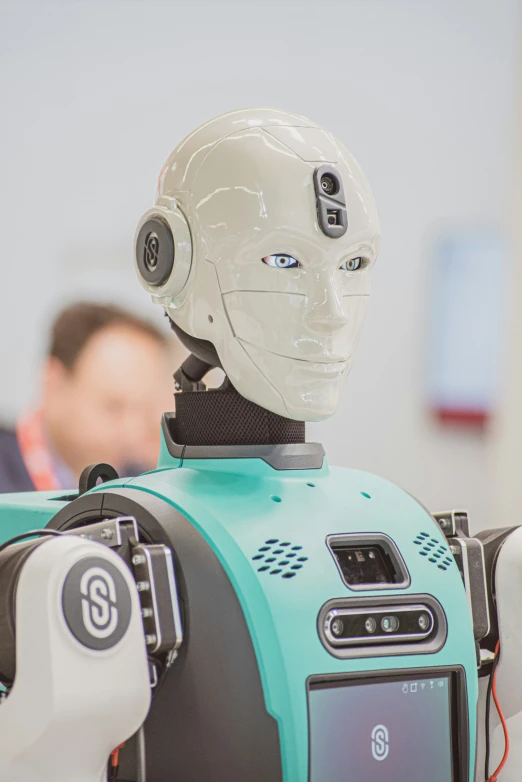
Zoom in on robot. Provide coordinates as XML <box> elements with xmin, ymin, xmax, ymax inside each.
<box><xmin>0</xmin><ymin>108</ymin><xmax>514</xmax><ymax>782</ymax></box>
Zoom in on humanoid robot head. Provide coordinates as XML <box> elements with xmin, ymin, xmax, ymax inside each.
<box><xmin>135</xmin><ymin>108</ymin><xmax>381</xmax><ymax>421</ymax></box>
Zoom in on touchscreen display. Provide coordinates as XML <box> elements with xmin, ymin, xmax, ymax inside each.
<box><xmin>308</xmin><ymin>673</ymin><xmax>454</xmax><ymax>782</ymax></box>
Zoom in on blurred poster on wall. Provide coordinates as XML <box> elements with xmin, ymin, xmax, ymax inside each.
<box><xmin>427</xmin><ymin>231</ymin><xmax>507</xmax><ymax>427</ymax></box>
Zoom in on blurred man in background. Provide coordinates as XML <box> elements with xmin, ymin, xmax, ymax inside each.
<box><xmin>0</xmin><ymin>302</ymin><xmax>181</xmax><ymax>493</ymax></box>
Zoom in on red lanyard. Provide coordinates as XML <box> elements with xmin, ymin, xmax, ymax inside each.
<box><xmin>16</xmin><ymin>409</ymin><xmax>61</xmax><ymax>492</ymax></box>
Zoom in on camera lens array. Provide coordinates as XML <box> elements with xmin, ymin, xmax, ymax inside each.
<box><xmin>324</xmin><ymin>604</ymin><xmax>435</xmax><ymax>648</ymax></box>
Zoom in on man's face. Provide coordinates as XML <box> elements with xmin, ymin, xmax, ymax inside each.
<box><xmin>43</xmin><ymin>324</ymin><xmax>176</xmax><ymax>478</ymax></box>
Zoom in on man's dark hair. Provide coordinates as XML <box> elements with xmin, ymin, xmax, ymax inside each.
<box><xmin>49</xmin><ymin>302</ymin><xmax>169</xmax><ymax>370</ymax></box>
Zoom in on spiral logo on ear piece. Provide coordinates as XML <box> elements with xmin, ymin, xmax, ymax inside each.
<box><xmin>144</xmin><ymin>232</ymin><xmax>160</xmax><ymax>271</ymax></box>
<box><xmin>136</xmin><ymin>216</ymin><xmax>175</xmax><ymax>287</ymax></box>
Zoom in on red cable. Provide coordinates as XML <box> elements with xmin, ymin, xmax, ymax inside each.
<box><xmin>111</xmin><ymin>742</ymin><xmax>125</xmax><ymax>768</ymax></box>
<box><xmin>487</xmin><ymin>641</ymin><xmax>510</xmax><ymax>781</ymax></box>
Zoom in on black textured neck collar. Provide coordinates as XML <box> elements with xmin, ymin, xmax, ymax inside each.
<box><xmin>161</xmin><ymin>385</ymin><xmax>325</xmax><ymax>471</ymax></box>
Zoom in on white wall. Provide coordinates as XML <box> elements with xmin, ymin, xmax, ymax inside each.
<box><xmin>0</xmin><ymin>0</ymin><xmax>518</xmax><ymax>529</ymax></box>
<box><xmin>491</xmin><ymin>41</ymin><xmax>522</xmax><ymax>528</ymax></box>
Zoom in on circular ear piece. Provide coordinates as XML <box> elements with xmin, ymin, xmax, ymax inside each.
<box><xmin>136</xmin><ymin>216</ymin><xmax>175</xmax><ymax>286</ymax></box>
<box><xmin>134</xmin><ymin>203</ymin><xmax>193</xmax><ymax>300</ymax></box>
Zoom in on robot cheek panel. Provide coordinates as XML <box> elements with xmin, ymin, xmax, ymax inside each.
<box><xmin>222</xmin><ymin>289</ymin><xmax>368</xmax><ymax>359</ymax></box>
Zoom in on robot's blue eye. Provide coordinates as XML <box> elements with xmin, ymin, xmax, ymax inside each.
<box><xmin>262</xmin><ymin>254</ymin><xmax>300</xmax><ymax>269</ymax></box>
<box><xmin>339</xmin><ymin>257</ymin><xmax>363</xmax><ymax>272</ymax></box>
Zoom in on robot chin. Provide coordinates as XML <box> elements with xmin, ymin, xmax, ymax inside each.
<box><xmin>282</xmin><ymin>360</ymin><xmax>350</xmax><ymax>422</ymax></box>
<box><xmin>234</xmin><ymin>340</ymin><xmax>351</xmax><ymax>421</ymax></box>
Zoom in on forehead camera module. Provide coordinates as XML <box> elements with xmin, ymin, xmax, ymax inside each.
<box><xmin>313</xmin><ymin>164</ymin><xmax>348</xmax><ymax>239</ymax></box>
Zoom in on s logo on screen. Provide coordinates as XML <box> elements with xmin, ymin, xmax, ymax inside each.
<box><xmin>371</xmin><ymin>724</ymin><xmax>389</xmax><ymax>761</ymax></box>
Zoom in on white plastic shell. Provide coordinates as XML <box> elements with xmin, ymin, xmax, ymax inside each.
<box><xmin>0</xmin><ymin>535</ymin><xmax>150</xmax><ymax>782</ymax></box>
<box><xmin>135</xmin><ymin>108</ymin><xmax>381</xmax><ymax>421</ymax></box>
<box><xmin>485</xmin><ymin>527</ymin><xmax>522</xmax><ymax>781</ymax></box>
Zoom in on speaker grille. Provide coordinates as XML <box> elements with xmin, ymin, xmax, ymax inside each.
<box><xmin>252</xmin><ymin>538</ymin><xmax>308</xmax><ymax>579</ymax></box>
<box><xmin>413</xmin><ymin>532</ymin><xmax>454</xmax><ymax>571</ymax></box>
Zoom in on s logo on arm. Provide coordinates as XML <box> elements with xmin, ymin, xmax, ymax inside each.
<box><xmin>79</xmin><ymin>567</ymin><xmax>119</xmax><ymax>639</ymax></box>
<box><xmin>62</xmin><ymin>557</ymin><xmax>132</xmax><ymax>650</ymax></box>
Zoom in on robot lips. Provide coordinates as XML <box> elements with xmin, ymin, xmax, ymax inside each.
<box><xmin>237</xmin><ymin>339</ymin><xmax>353</xmax><ymax>420</ymax></box>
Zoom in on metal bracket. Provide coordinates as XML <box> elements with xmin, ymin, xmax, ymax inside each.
<box><xmin>433</xmin><ymin>509</ymin><xmax>490</xmax><ymax>644</ymax></box>
<box><xmin>64</xmin><ymin>515</ymin><xmax>183</xmax><ymax>668</ymax></box>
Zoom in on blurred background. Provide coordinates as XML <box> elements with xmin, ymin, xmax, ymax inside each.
<box><xmin>1</xmin><ymin>0</ymin><xmax>520</xmax><ymax>529</ymax></box>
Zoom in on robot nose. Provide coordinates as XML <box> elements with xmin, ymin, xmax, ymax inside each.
<box><xmin>304</xmin><ymin>278</ymin><xmax>347</xmax><ymax>335</ymax></box>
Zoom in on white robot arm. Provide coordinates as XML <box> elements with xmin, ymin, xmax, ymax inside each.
<box><xmin>430</xmin><ymin>512</ymin><xmax>522</xmax><ymax>782</ymax></box>
<box><xmin>478</xmin><ymin>526</ymin><xmax>522</xmax><ymax>782</ymax></box>
<box><xmin>0</xmin><ymin>517</ymin><xmax>183</xmax><ymax>782</ymax></box>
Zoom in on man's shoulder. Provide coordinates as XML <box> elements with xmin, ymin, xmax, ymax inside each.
<box><xmin>0</xmin><ymin>424</ymin><xmax>34</xmax><ymax>492</ymax></box>
<box><xmin>0</xmin><ymin>426</ymin><xmax>18</xmax><ymax>444</ymax></box>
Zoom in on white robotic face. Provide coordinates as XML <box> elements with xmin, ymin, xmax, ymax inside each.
<box><xmin>135</xmin><ymin>109</ymin><xmax>380</xmax><ymax>421</ymax></box>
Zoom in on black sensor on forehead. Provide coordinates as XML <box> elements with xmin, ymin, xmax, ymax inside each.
<box><xmin>313</xmin><ymin>164</ymin><xmax>348</xmax><ymax>238</ymax></box>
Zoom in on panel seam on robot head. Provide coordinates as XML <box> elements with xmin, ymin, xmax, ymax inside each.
<box><xmin>237</xmin><ymin>337</ymin><xmax>356</xmax><ymax>365</ymax></box>
<box><xmin>180</xmin><ymin>123</ymin><xmax>308</xmax><ymax>196</ymax></box>
<box><xmin>222</xmin><ymin>289</ymin><xmax>307</xmax><ymax>298</ymax></box>
<box><xmin>212</xmin><ymin>259</ymin><xmax>237</xmax><ymax>338</ymax></box>
<box><xmin>167</xmin><ymin>260</ymin><xmax>289</xmax><ymax>416</ymax></box>
<box><xmin>261</xmin><ymin>127</ymin><xmax>337</xmax><ymax>165</ymax></box>
<box><xmin>258</xmin><ymin>127</ymin><xmax>317</xmax><ymax>163</ymax></box>
<box><xmin>233</xmin><ymin>337</ymin><xmax>293</xmax><ymax>419</ymax></box>
<box><xmin>219</xmin><ymin>291</ymin><xmax>369</xmax><ymax>299</ymax></box>
<box><xmin>212</xmin><ymin>262</ymin><xmax>291</xmax><ymax>416</ymax></box>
